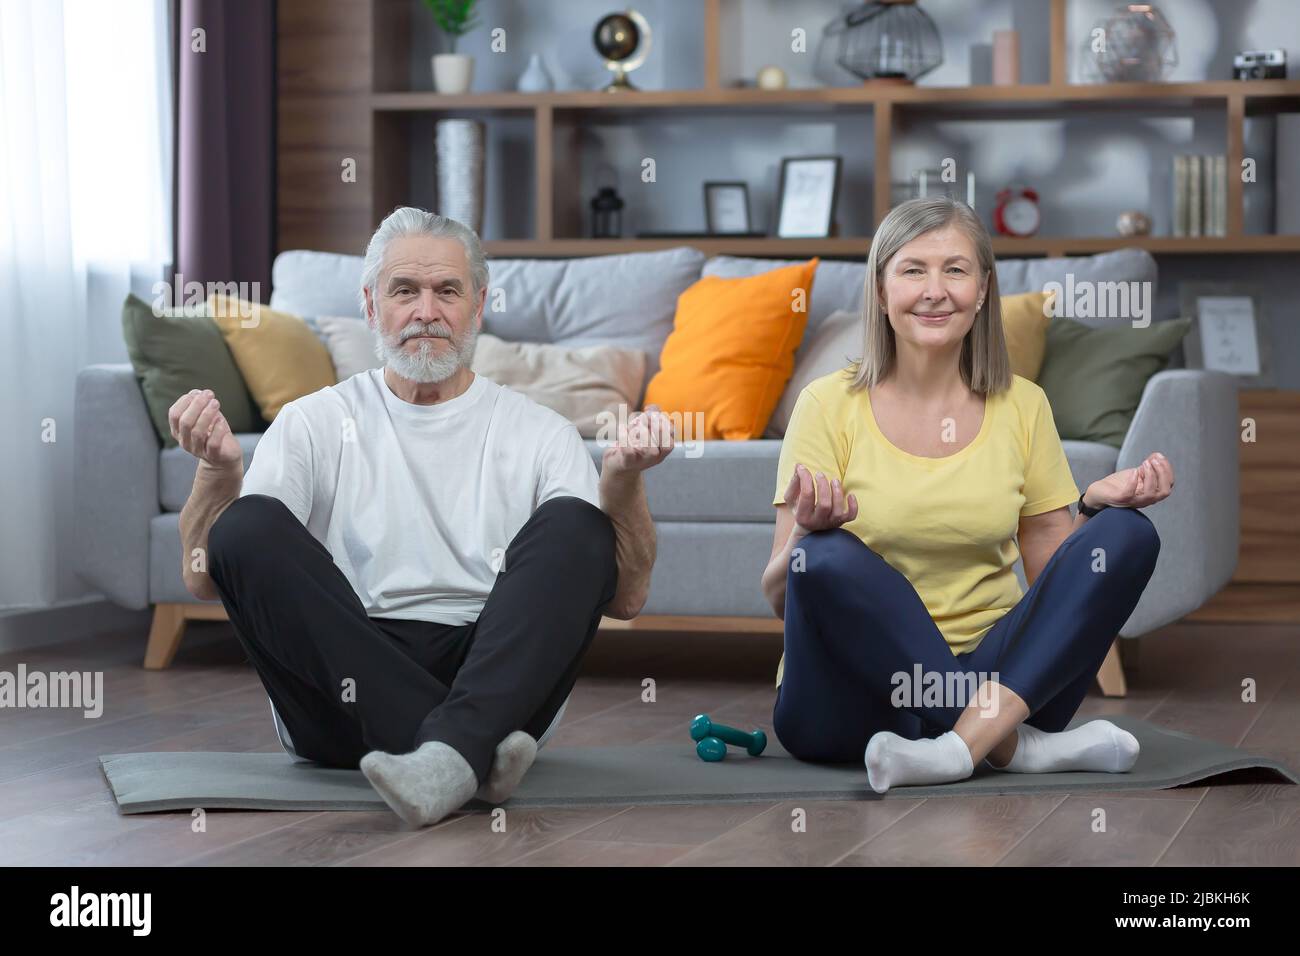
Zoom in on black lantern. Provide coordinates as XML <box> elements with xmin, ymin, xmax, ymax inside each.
<box><xmin>590</xmin><ymin>186</ymin><xmax>624</xmax><ymax>238</ymax></box>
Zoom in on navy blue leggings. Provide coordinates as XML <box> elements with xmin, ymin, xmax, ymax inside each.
<box><xmin>773</xmin><ymin>506</ymin><xmax>1161</xmax><ymax>763</ymax></box>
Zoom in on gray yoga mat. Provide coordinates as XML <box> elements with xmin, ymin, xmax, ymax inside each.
<box><xmin>100</xmin><ymin>714</ymin><xmax>1298</xmax><ymax>814</ymax></box>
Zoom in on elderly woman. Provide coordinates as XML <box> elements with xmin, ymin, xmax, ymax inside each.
<box><xmin>761</xmin><ymin>196</ymin><xmax>1172</xmax><ymax>793</ymax></box>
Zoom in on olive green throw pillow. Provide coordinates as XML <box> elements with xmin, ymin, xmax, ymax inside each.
<box><xmin>121</xmin><ymin>293</ymin><xmax>263</xmax><ymax>448</ymax></box>
<box><xmin>1036</xmin><ymin>316</ymin><xmax>1192</xmax><ymax>448</ymax></box>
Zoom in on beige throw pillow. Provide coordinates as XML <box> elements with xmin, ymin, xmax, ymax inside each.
<box><xmin>308</xmin><ymin>318</ymin><xmax>646</xmax><ymax>437</ymax></box>
<box><xmin>470</xmin><ymin>334</ymin><xmax>647</xmax><ymax>438</ymax></box>
<box><xmin>765</xmin><ymin>309</ymin><xmax>863</xmax><ymax>438</ymax></box>
<box><xmin>316</xmin><ymin>315</ymin><xmax>382</xmax><ymax>381</ymax></box>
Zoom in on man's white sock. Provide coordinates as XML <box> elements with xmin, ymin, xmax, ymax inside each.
<box><xmin>360</xmin><ymin>740</ymin><xmax>478</xmax><ymax>827</ymax></box>
<box><xmin>986</xmin><ymin>720</ymin><xmax>1139</xmax><ymax>774</ymax></box>
<box><xmin>475</xmin><ymin>730</ymin><xmax>538</xmax><ymax>804</ymax></box>
<box><xmin>864</xmin><ymin>729</ymin><xmax>974</xmax><ymax>794</ymax></box>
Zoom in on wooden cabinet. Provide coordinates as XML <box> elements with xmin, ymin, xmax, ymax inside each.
<box><xmin>1187</xmin><ymin>389</ymin><xmax>1300</xmax><ymax>622</ymax></box>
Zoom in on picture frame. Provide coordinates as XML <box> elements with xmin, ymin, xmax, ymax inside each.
<box><xmin>775</xmin><ymin>155</ymin><xmax>842</xmax><ymax>238</ymax></box>
<box><xmin>703</xmin><ymin>181</ymin><xmax>752</xmax><ymax>234</ymax></box>
<box><xmin>1177</xmin><ymin>281</ymin><xmax>1275</xmax><ymax>389</ymax></box>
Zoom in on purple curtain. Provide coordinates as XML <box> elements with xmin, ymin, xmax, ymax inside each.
<box><xmin>175</xmin><ymin>0</ymin><xmax>274</xmax><ymax>303</ymax></box>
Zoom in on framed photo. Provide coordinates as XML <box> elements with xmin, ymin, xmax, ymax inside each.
<box><xmin>1177</xmin><ymin>281</ymin><xmax>1275</xmax><ymax>388</ymax></box>
<box><xmin>775</xmin><ymin>155</ymin><xmax>842</xmax><ymax>238</ymax></box>
<box><xmin>703</xmin><ymin>182</ymin><xmax>752</xmax><ymax>234</ymax></box>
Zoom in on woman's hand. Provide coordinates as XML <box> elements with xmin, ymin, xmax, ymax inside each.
<box><xmin>1085</xmin><ymin>451</ymin><xmax>1174</xmax><ymax>510</ymax></box>
<box><xmin>783</xmin><ymin>462</ymin><xmax>858</xmax><ymax>536</ymax></box>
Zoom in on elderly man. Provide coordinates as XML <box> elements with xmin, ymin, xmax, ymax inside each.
<box><xmin>171</xmin><ymin>207</ymin><xmax>673</xmax><ymax>826</ymax></box>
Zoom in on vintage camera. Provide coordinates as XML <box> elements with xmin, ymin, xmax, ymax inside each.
<box><xmin>1233</xmin><ymin>50</ymin><xmax>1286</xmax><ymax>80</ymax></box>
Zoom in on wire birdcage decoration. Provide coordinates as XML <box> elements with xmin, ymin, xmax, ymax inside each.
<box><xmin>1087</xmin><ymin>3</ymin><xmax>1178</xmax><ymax>83</ymax></box>
<box><xmin>824</xmin><ymin>1</ymin><xmax>944</xmax><ymax>84</ymax></box>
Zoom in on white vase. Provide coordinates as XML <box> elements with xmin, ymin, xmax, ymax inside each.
<box><xmin>516</xmin><ymin>53</ymin><xmax>553</xmax><ymax>93</ymax></box>
<box><xmin>432</xmin><ymin>53</ymin><xmax>474</xmax><ymax>94</ymax></box>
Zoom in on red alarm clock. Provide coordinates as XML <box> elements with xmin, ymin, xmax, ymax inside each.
<box><xmin>994</xmin><ymin>186</ymin><xmax>1041</xmax><ymax>237</ymax></box>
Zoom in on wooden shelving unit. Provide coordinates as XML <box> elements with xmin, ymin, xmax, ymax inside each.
<box><xmin>278</xmin><ymin>0</ymin><xmax>1300</xmax><ymax>258</ymax></box>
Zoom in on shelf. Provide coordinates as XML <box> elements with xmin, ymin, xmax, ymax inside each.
<box><xmin>370</xmin><ymin>80</ymin><xmax>1300</xmax><ymax>115</ymax></box>
<box><xmin>279</xmin><ymin>0</ymin><xmax>1300</xmax><ymax>260</ymax></box>
<box><xmin>479</xmin><ymin>236</ymin><xmax>1300</xmax><ymax>260</ymax></box>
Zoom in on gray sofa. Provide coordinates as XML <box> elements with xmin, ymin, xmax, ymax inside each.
<box><xmin>74</xmin><ymin>246</ymin><xmax>1239</xmax><ymax>680</ymax></box>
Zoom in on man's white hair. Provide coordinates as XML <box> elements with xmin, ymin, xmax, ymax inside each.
<box><xmin>357</xmin><ymin>206</ymin><xmax>489</xmax><ymax>318</ymax></box>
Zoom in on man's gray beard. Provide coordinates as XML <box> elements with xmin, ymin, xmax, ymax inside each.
<box><xmin>373</xmin><ymin>322</ymin><xmax>478</xmax><ymax>384</ymax></box>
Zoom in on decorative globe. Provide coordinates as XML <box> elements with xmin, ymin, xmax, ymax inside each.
<box><xmin>594</xmin><ymin>14</ymin><xmax>639</xmax><ymax>63</ymax></box>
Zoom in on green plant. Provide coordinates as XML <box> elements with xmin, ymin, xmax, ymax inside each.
<box><xmin>423</xmin><ymin>0</ymin><xmax>480</xmax><ymax>54</ymax></box>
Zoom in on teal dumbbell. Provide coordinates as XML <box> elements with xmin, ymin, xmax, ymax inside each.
<box><xmin>690</xmin><ymin>714</ymin><xmax>768</xmax><ymax>757</ymax></box>
<box><xmin>696</xmin><ymin>736</ymin><xmax>727</xmax><ymax>761</ymax></box>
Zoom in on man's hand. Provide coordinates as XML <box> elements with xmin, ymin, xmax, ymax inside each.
<box><xmin>601</xmin><ymin>403</ymin><xmax>675</xmax><ymax>476</ymax></box>
<box><xmin>170</xmin><ymin>388</ymin><xmax>242</xmax><ymax>471</ymax></box>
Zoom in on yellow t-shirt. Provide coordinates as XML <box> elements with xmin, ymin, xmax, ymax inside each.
<box><xmin>771</xmin><ymin>369</ymin><xmax>1080</xmax><ymax>687</ymax></box>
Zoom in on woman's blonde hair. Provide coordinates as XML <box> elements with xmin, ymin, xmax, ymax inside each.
<box><xmin>846</xmin><ymin>196</ymin><xmax>1012</xmax><ymax>396</ymax></box>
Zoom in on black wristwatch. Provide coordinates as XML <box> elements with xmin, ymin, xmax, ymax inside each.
<box><xmin>1078</xmin><ymin>492</ymin><xmax>1108</xmax><ymax>518</ymax></box>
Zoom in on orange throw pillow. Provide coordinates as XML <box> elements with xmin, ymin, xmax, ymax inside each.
<box><xmin>645</xmin><ymin>259</ymin><xmax>818</xmax><ymax>440</ymax></box>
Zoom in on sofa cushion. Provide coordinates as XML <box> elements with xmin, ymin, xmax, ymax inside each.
<box><xmin>161</xmin><ymin>431</ymin><xmax>784</xmax><ymax>522</ymax></box>
<box><xmin>471</xmin><ymin>334</ymin><xmax>647</xmax><ymax>438</ymax></box>
<box><xmin>994</xmin><ymin>248</ymin><xmax>1158</xmax><ymax>318</ymax></box>
<box><xmin>120</xmin><ymin>294</ymin><xmax>263</xmax><ymax>448</ymax></box>
<box><xmin>316</xmin><ymin>315</ymin><xmax>382</xmax><ymax>381</ymax></box>
<box><xmin>208</xmin><ymin>294</ymin><xmax>338</xmax><ymax>420</ymax></box>
<box><xmin>646</xmin><ymin>259</ymin><xmax>818</xmax><ymax>440</ymax></box>
<box><xmin>270</xmin><ymin>246</ymin><xmax>706</xmax><ymax>405</ymax></box>
<box><xmin>157</xmin><ymin>430</ymin><xmax>1115</xmax><ymax>526</ymax></box>
<box><xmin>703</xmin><ymin>248</ymin><xmax>1160</xmax><ymax>358</ymax></box>
<box><xmin>704</xmin><ymin>255</ymin><xmax>865</xmax><ymax>364</ymax></box>
<box><xmin>1038</xmin><ymin>317</ymin><xmax>1193</xmax><ymax>447</ymax></box>
<box><xmin>586</xmin><ymin>439</ymin><xmax>784</xmax><ymax>522</ymax></box>
<box><xmin>269</xmin><ymin>249</ymin><xmax>369</xmax><ymax>319</ymax></box>
<box><xmin>482</xmin><ymin>247</ymin><xmax>705</xmax><ymax>364</ymax></box>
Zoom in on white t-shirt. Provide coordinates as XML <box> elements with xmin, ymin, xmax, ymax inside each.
<box><xmin>239</xmin><ymin>368</ymin><xmax>602</xmax><ymax>626</ymax></box>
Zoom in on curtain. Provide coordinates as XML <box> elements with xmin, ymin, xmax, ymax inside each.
<box><xmin>0</xmin><ymin>0</ymin><xmax>173</xmax><ymax>610</ymax></box>
<box><xmin>177</xmin><ymin>0</ymin><xmax>273</xmax><ymax>300</ymax></box>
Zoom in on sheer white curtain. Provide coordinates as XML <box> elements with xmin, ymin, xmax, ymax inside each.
<box><xmin>0</xmin><ymin>0</ymin><xmax>172</xmax><ymax>610</ymax></box>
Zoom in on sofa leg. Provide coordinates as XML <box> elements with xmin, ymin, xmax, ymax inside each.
<box><xmin>1095</xmin><ymin>638</ymin><xmax>1127</xmax><ymax>698</ymax></box>
<box><xmin>144</xmin><ymin>603</ymin><xmax>187</xmax><ymax>670</ymax></box>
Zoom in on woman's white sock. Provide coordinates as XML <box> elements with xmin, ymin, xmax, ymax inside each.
<box><xmin>987</xmin><ymin>720</ymin><xmax>1139</xmax><ymax>774</ymax></box>
<box><xmin>864</xmin><ymin>729</ymin><xmax>974</xmax><ymax>794</ymax></box>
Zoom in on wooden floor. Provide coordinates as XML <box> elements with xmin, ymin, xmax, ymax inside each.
<box><xmin>1</xmin><ymin>617</ymin><xmax>1297</xmax><ymax>866</ymax></box>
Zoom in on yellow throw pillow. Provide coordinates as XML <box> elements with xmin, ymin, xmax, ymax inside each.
<box><xmin>208</xmin><ymin>293</ymin><xmax>337</xmax><ymax>420</ymax></box>
<box><xmin>645</xmin><ymin>259</ymin><xmax>818</xmax><ymax>440</ymax></box>
<box><xmin>999</xmin><ymin>290</ymin><xmax>1055</xmax><ymax>382</ymax></box>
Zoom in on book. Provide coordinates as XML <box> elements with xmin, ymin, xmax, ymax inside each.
<box><xmin>1213</xmin><ymin>154</ymin><xmax>1227</xmax><ymax>236</ymax></box>
<box><xmin>1173</xmin><ymin>155</ymin><xmax>1188</xmax><ymax>237</ymax></box>
<box><xmin>1188</xmin><ymin>155</ymin><xmax>1202</xmax><ymax>237</ymax></box>
<box><xmin>1279</xmin><ymin>116</ymin><xmax>1300</xmax><ymax>234</ymax></box>
<box><xmin>1202</xmin><ymin>154</ymin><xmax>1216</xmax><ymax>236</ymax></box>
